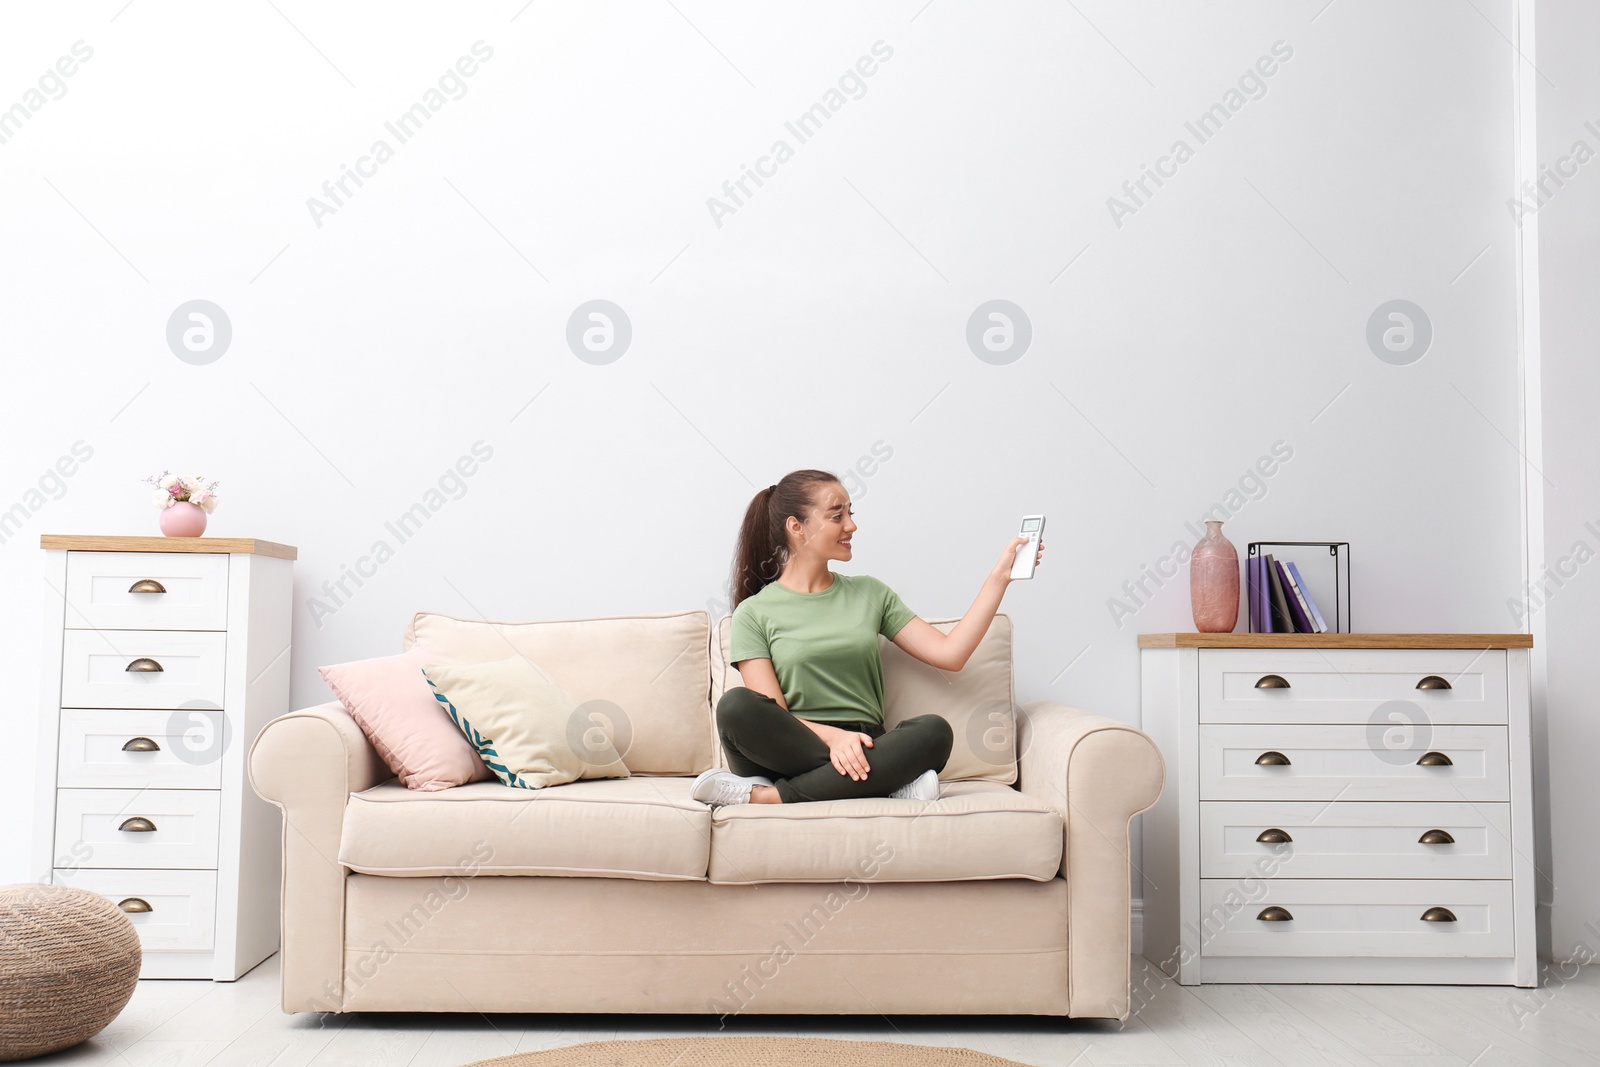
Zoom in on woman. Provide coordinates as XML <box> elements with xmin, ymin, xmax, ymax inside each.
<box><xmin>692</xmin><ymin>469</ymin><xmax>1045</xmax><ymax>808</ymax></box>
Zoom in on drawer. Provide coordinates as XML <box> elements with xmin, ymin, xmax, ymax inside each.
<box><xmin>65</xmin><ymin>551</ymin><xmax>229</xmax><ymax>631</ymax></box>
<box><xmin>58</xmin><ymin>709</ymin><xmax>224</xmax><ymax>789</ymax></box>
<box><xmin>1199</xmin><ymin>878</ymin><xmax>1514</xmax><ymax>959</ymax></box>
<box><xmin>1199</xmin><ymin>648</ymin><xmax>1508</xmax><ymax>725</ymax></box>
<box><xmin>1200</xmin><ymin>724</ymin><xmax>1509</xmax><ymax>801</ymax></box>
<box><xmin>54</xmin><ymin>788</ymin><xmax>220</xmax><ymax>869</ymax></box>
<box><xmin>1200</xmin><ymin>801</ymin><xmax>1513</xmax><ymax>880</ymax></box>
<box><xmin>60</xmin><ymin>629</ymin><xmax>226</xmax><ymax>709</ymax></box>
<box><xmin>52</xmin><ymin>868</ymin><xmax>216</xmax><ymax>951</ymax></box>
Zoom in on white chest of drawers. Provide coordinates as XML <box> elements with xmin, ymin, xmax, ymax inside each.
<box><xmin>1139</xmin><ymin>633</ymin><xmax>1536</xmax><ymax>987</ymax></box>
<box><xmin>35</xmin><ymin>535</ymin><xmax>296</xmax><ymax>980</ymax></box>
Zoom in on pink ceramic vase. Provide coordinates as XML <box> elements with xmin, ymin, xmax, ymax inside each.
<box><xmin>1190</xmin><ymin>520</ymin><xmax>1239</xmax><ymax>632</ymax></box>
<box><xmin>159</xmin><ymin>501</ymin><xmax>208</xmax><ymax>537</ymax></box>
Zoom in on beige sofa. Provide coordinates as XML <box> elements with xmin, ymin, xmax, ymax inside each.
<box><xmin>248</xmin><ymin>608</ymin><xmax>1164</xmax><ymax>1019</ymax></box>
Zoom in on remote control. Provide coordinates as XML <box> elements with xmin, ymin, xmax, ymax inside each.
<box><xmin>1009</xmin><ymin>514</ymin><xmax>1045</xmax><ymax>580</ymax></box>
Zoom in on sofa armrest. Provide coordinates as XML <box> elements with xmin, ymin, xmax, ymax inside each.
<box><xmin>1016</xmin><ymin>700</ymin><xmax>1165</xmax><ymax>1020</ymax></box>
<box><xmin>248</xmin><ymin>701</ymin><xmax>392</xmax><ymax>1011</ymax></box>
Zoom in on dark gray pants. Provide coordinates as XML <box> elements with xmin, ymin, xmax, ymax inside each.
<box><xmin>714</xmin><ymin>687</ymin><xmax>953</xmax><ymax>804</ymax></box>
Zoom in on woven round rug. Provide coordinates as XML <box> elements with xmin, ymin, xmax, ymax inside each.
<box><xmin>463</xmin><ymin>1036</ymin><xmax>1028</xmax><ymax>1067</ymax></box>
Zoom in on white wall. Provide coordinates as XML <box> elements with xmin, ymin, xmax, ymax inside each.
<box><xmin>1</xmin><ymin>2</ymin><xmax>1527</xmax><ymax>896</ymax></box>
<box><xmin>1532</xmin><ymin>0</ymin><xmax>1600</xmax><ymax>964</ymax></box>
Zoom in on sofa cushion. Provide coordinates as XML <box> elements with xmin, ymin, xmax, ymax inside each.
<box><xmin>317</xmin><ymin>648</ymin><xmax>494</xmax><ymax>791</ymax></box>
<box><xmin>713</xmin><ymin>613</ymin><xmax>1019</xmax><ymax>784</ymax></box>
<box><xmin>705</xmin><ymin>780</ymin><xmax>1062</xmax><ymax>885</ymax></box>
<box><xmin>405</xmin><ymin>609</ymin><xmax>716</xmax><ymax>776</ymax></box>
<box><xmin>421</xmin><ymin>656</ymin><xmax>630</xmax><ymax>789</ymax></box>
<box><xmin>338</xmin><ymin>777</ymin><xmax>710</xmax><ymax>881</ymax></box>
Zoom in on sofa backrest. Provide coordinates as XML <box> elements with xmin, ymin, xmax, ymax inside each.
<box><xmin>712</xmin><ymin>613</ymin><xmax>1019</xmax><ymax>784</ymax></box>
<box><xmin>404</xmin><ymin>609</ymin><xmax>717</xmax><ymax>776</ymax></box>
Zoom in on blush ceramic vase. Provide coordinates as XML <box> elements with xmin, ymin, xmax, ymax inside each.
<box><xmin>159</xmin><ymin>502</ymin><xmax>207</xmax><ymax>537</ymax></box>
<box><xmin>1189</xmin><ymin>520</ymin><xmax>1239</xmax><ymax>632</ymax></box>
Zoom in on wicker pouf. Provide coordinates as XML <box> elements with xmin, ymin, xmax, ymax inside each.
<box><xmin>0</xmin><ymin>884</ymin><xmax>141</xmax><ymax>1062</ymax></box>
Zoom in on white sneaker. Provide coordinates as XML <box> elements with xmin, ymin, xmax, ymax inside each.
<box><xmin>691</xmin><ymin>768</ymin><xmax>773</xmax><ymax>808</ymax></box>
<box><xmin>889</xmin><ymin>768</ymin><xmax>940</xmax><ymax>801</ymax></box>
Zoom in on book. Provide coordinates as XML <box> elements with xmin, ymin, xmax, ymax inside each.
<box><xmin>1264</xmin><ymin>554</ymin><xmax>1297</xmax><ymax>632</ymax></box>
<box><xmin>1279</xmin><ymin>559</ymin><xmax>1321</xmax><ymax>633</ymax></box>
<box><xmin>1285</xmin><ymin>560</ymin><xmax>1329</xmax><ymax>633</ymax></box>
<box><xmin>1253</xmin><ymin>556</ymin><xmax>1272</xmax><ymax>633</ymax></box>
<box><xmin>1276</xmin><ymin>558</ymin><xmax>1315</xmax><ymax>633</ymax></box>
<box><xmin>1244</xmin><ymin>557</ymin><xmax>1253</xmax><ymax>631</ymax></box>
<box><xmin>1246</xmin><ymin>556</ymin><xmax>1263</xmax><ymax>632</ymax></box>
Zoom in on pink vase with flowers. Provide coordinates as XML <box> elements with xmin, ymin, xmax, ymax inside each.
<box><xmin>147</xmin><ymin>471</ymin><xmax>220</xmax><ymax>538</ymax></box>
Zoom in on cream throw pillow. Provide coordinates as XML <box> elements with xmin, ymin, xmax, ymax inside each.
<box><xmin>421</xmin><ymin>655</ymin><xmax>630</xmax><ymax>790</ymax></box>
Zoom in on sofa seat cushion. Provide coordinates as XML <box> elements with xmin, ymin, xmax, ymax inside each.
<box><xmin>338</xmin><ymin>777</ymin><xmax>710</xmax><ymax>881</ymax></box>
<box><xmin>706</xmin><ymin>780</ymin><xmax>1063</xmax><ymax>885</ymax></box>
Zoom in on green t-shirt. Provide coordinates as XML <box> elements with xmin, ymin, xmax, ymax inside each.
<box><xmin>729</xmin><ymin>572</ymin><xmax>918</xmax><ymax>726</ymax></box>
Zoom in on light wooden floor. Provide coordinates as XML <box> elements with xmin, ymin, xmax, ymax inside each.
<box><xmin>29</xmin><ymin>953</ymin><xmax>1600</xmax><ymax>1067</ymax></box>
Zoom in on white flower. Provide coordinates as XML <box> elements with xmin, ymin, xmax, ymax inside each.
<box><xmin>152</xmin><ymin>490</ymin><xmax>172</xmax><ymax>509</ymax></box>
<box><xmin>159</xmin><ymin>474</ymin><xmax>179</xmax><ymax>490</ymax></box>
<box><xmin>199</xmin><ymin>495</ymin><xmax>218</xmax><ymax>514</ymax></box>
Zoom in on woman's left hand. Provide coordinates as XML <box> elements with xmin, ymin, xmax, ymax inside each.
<box><xmin>994</xmin><ymin>534</ymin><xmax>1043</xmax><ymax>583</ymax></box>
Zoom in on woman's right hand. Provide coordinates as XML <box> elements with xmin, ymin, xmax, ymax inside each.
<box><xmin>822</xmin><ymin>725</ymin><xmax>874</xmax><ymax>781</ymax></box>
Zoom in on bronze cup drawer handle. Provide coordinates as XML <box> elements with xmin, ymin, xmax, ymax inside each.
<box><xmin>1255</xmin><ymin>751</ymin><xmax>1292</xmax><ymax>766</ymax></box>
<box><xmin>118</xmin><ymin>897</ymin><xmax>153</xmax><ymax>914</ymax></box>
<box><xmin>1255</xmin><ymin>674</ymin><xmax>1291</xmax><ymax>689</ymax></box>
<box><xmin>1257</xmin><ymin>906</ymin><xmax>1294</xmax><ymax>922</ymax></box>
<box><xmin>1421</xmin><ymin>907</ymin><xmax>1458</xmax><ymax>923</ymax></box>
<box><xmin>122</xmin><ymin>737</ymin><xmax>161</xmax><ymax>753</ymax></box>
<box><xmin>125</xmin><ymin>658</ymin><xmax>164</xmax><ymax>673</ymax></box>
<box><xmin>118</xmin><ymin>817</ymin><xmax>157</xmax><ymax>833</ymax></box>
<box><xmin>127</xmin><ymin>579</ymin><xmax>167</xmax><ymax>594</ymax></box>
<box><xmin>1256</xmin><ymin>828</ymin><xmax>1293</xmax><ymax>844</ymax></box>
<box><xmin>1416</xmin><ymin>675</ymin><xmax>1453</xmax><ymax>690</ymax></box>
<box><xmin>1419</xmin><ymin>829</ymin><xmax>1456</xmax><ymax>845</ymax></box>
<box><xmin>1416</xmin><ymin>751</ymin><xmax>1453</xmax><ymax>767</ymax></box>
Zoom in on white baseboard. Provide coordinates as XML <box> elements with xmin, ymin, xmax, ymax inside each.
<box><xmin>1131</xmin><ymin>896</ymin><xmax>1144</xmax><ymax>956</ymax></box>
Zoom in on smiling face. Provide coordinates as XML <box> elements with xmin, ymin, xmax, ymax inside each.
<box><xmin>786</xmin><ymin>480</ymin><xmax>857</xmax><ymax>563</ymax></box>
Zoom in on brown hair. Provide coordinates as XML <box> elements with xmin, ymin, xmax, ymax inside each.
<box><xmin>729</xmin><ymin>469</ymin><xmax>840</xmax><ymax>611</ymax></box>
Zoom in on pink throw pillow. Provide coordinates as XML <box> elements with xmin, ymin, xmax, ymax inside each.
<box><xmin>319</xmin><ymin>647</ymin><xmax>494</xmax><ymax>791</ymax></box>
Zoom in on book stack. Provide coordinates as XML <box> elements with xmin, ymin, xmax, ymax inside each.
<box><xmin>1247</xmin><ymin>553</ymin><xmax>1330</xmax><ymax>633</ymax></box>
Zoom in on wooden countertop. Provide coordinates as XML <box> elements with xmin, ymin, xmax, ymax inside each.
<box><xmin>1138</xmin><ymin>633</ymin><xmax>1532</xmax><ymax>649</ymax></box>
<box><xmin>41</xmin><ymin>535</ymin><xmax>297</xmax><ymax>560</ymax></box>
